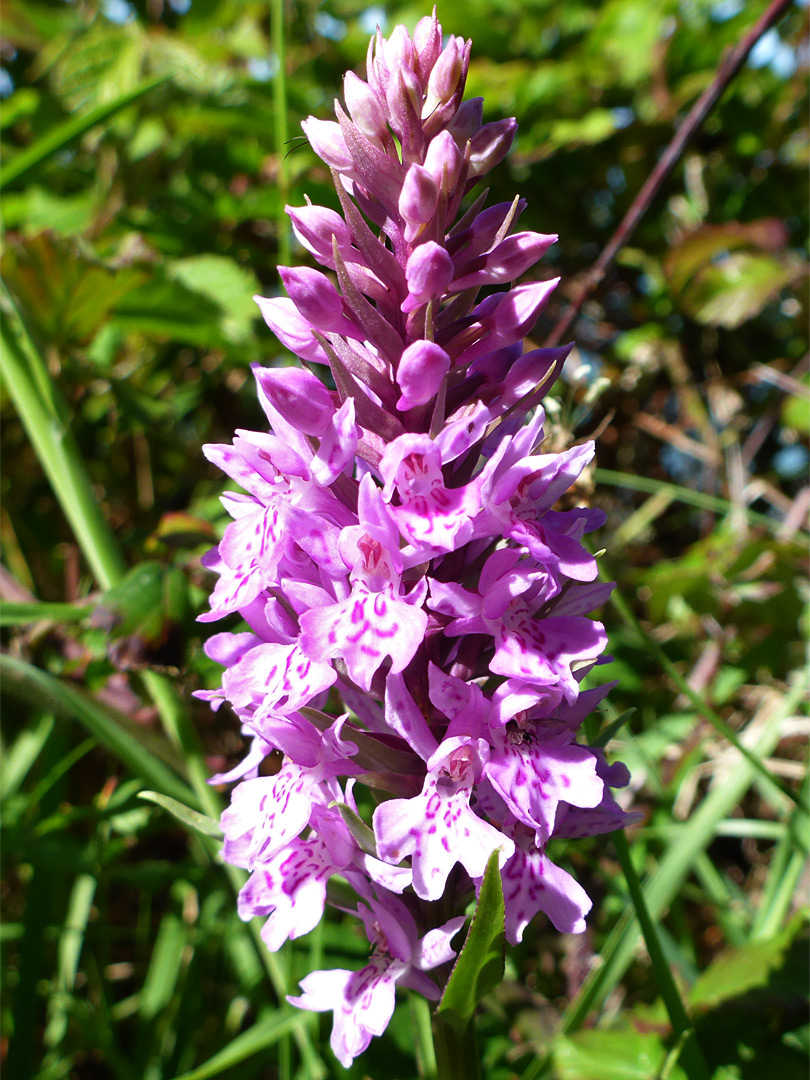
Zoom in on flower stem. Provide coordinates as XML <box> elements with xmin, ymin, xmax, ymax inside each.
<box><xmin>431</xmin><ymin>1013</ymin><xmax>483</xmax><ymax>1080</ymax></box>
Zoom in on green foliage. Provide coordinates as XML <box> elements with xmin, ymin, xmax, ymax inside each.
<box><xmin>1</xmin><ymin>0</ymin><xmax>807</xmax><ymax>1078</ymax></box>
<box><xmin>437</xmin><ymin>849</ymin><xmax>506</xmax><ymax>1031</ymax></box>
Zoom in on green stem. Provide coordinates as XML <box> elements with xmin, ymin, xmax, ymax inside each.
<box><xmin>431</xmin><ymin>1012</ymin><xmax>483</xmax><ymax>1080</ymax></box>
<box><xmin>613</xmin><ymin>830</ymin><xmax>710</xmax><ymax>1080</ymax></box>
<box><xmin>271</xmin><ymin>0</ymin><xmax>291</xmax><ymax>266</ymax></box>
<box><xmin>411</xmin><ymin>993</ymin><xmax>438</xmax><ymax>1080</ymax></box>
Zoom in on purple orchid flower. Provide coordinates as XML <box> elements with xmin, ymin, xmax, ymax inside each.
<box><xmin>198</xmin><ymin>12</ymin><xmax>634</xmax><ymax>1067</ymax></box>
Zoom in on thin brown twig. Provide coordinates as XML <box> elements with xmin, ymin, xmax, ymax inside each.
<box><xmin>544</xmin><ymin>0</ymin><xmax>794</xmax><ymax>347</ymax></box>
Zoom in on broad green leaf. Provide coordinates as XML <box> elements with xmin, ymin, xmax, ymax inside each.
<box><xmin>167</xmin><ymin>254</ymin><xmax>262</xmax><ymax>342</ymax></box>
<box><xmin>689</xmin><ymin>912</ymin><xmax>809</xmax><ymax>1010</ymax></box>
<box><xmin>554</xmin><ymin>1027</ymin><xmax>688</xmax><ymax>1080</ymax></box>
<box><xmin>685</xmin><ymin>252</ymin><xmax>805</xmax><ymax>329</ymax></box>
<box><xmin>110</xmin><ymin>274</ymin><xmax>228</xmax><ymax>348</ymax></box>
<box><xmin>1</xmin><ymin>186</ymin><xmax>98</xmax><ymax>237</ymax></box>
<box><xmin>437</xmin><ymin>848</ymin><xmax>506</xmax><ymax>1031</ymax></box>
<box><xmin>1</xmin><ymin>233</ymin><xmax>147</xmax><ymax>345</ymax></box>
<box><xmin>138</xmin><ymin>791</ymin><xmax>223</xmax><ymax>839</ymax></box>
<box><xmin>664</xmin><ymin>219</ymin><xmax>789</xmax><ymax>293</ymax></box>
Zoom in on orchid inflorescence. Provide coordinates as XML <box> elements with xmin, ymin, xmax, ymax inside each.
<box><xmin>197</xmin><ymin>11</ymin><xmax>635</xmax><ymax>1067</ymax></box>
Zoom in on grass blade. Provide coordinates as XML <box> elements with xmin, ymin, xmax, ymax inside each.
<box><xmin>0</xmin><ymin>601</ymin><xmax>93</xmax><ymax>626</ymax></box>
<box><xmin>138</xmin><ymin>791</ymin><xmax>223</xmax><ymax>839</ymax></box>
<box><xmin>1</xmin><ymin>75</ymin><xmax>170</xmax><ymax>188</ymax></box>
<box><xmin>0</xmin><ymin>712</ymin><xmax>55</xmax><ymax>800</ymax></box>
<box><xmin>0</xmin><ymin>654</ymin><xmax>196</xmax><ymax>806</ymax></box>
<box><xmin>171</xmin><ymin>1011</ymin><xmax>313</xmax><ymax>1080</ymax></box>
<box><xmin>612</xmin><ymin>829</ymin><xmax>710</xmax><ymax>1080</ymax></box>
<box><xmin>43</xmin><ymin>873</ymin><xmax>97</xmax><ymax>1051</ymax></box>
<box><xmin>607</xmin><ymin>580</ymin><xmax>808</xmax><ymax>814</ymax></box>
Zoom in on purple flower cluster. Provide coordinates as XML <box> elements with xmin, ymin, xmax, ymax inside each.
<box><xmin>198</xmin><ymin>13</ymin><xmax>635</xmax><ymax>1067</ymax></box>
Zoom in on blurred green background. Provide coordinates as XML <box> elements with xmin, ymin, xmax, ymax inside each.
<box><xmin>1</xmin><ymin>1</ymin><xmax>808</xmax><ymax>1078</ymax></box>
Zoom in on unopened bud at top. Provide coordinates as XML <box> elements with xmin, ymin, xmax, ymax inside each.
<box><xmin>424</xmin><ymin>37</ymin><xmax>464</xmax><ymax>116</ymax></box>
<box><xmin>343</xmin><ymin>71</ymin><xmax>388</xmax><ymax>141</ymax></box>
<box><xmin>413</xmin><ymin>11</ymin><xmax>442</xmax><ymax>83</ymax></box>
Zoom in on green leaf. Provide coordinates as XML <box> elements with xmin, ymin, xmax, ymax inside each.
<box><xmin>554</xmin><ymin>1027</ymin><xmax>688</xmax><ymax>1080</ymax></box>
<box><xmin>437</xmin><ymin>848</ymin><xmax>505</xmax><ymax>1031</ymax></box>
<box><xmin>171</xmin><ymin>1012</ymin><xmax>312</xmax><ymax>1080</ymax></box>
<box><xmin>167</xmin><ymin>254</ymin><xmax>262</xmax><ymax>343</ymax></box>
<box><xmin>689</xmin><ymin>912</ymin><xmax>809</xmax><ymax>1010</ymax></box>
<box><xmin>138</xmin><ymin>791</ymin><xmax>223</xmax><ymax>839</ymax></box>
<box><xmin>0</xmin><ymin>653</ymin><xmax>195</xmax><ymax>807</ymax></box>
<box><xmin>1</xmin><ymin>73</ymin><xmax>169</xmax><ymax>188</ymax></box>
<box><xmin>0</xmin><ymin>600</ymin><xmax>93</xmax><ymax>626</ymax></box>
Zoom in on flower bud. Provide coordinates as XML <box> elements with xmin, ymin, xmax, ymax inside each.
<box><xmin>446</xmin><ymin>97</ymin><xmax>483</xmax><ymax>145</ymax></box>
<box><xmin>383</xmin><ymin>25</ymin><xmax>417</xmax><ymax>77</ymax></box>
<box><xmin>424</xmin><ymin>37</ymin><xmax>463</xmax><ymax>116</ymax></box>
<box><xmin>451</xmin><ymin>232</ymin><xmax>557</xmax><ymax>290</ymax></box>
<box><xmin>395</xmin><ymin>340</ymin><xmax>451</xmax><ymax>410</ymax></box>
<box><xmin>468</xmin><ymin>118</ymin><xmax>518</xmax><ymax>177</ymax></box>
<box><xmin>489</xmin><ymin>278</ymin><xmax>559</xmax><ymax>341</ymax></box>
<box><xmin>398</xmin><ymin>163</ymin><xmax>439</xmax><ymax>228</ymax></box>
<box><xmin>343</xmin><ymin>71</ymin><xmax>388</xmax><ymax>141</ymax></box>
<box><xmin>413</xmin><ymin>12</ymin><xmax>442</xmax><ymax>83</ymax></box>
<box><xmin>253</xmin><ymin>366</ymin><xmax>335</xmax><ymax>436</ymax></box>
<box><xmin>253</xmin><ymin>295</ymin><xmax>328</xmax><ymax>363</ymax></box>
<box><xmin>285</xmin><ymin>203</ymin><xmax>356</xmax><ymax>267</ymax></box>
<box><xmin>402</xmin><ymin>242</ymin><xmax>454</xmax><ymax>313</ymax></box>
<box><xmin>301</xmin><ymin>117</ymin><xmax>353</xmax><ymax>171</ymax></box>
<box><xmin>278</xmin><ymin>266</ymin><xmax>357</xmax><ymax>337</ymax></box>
<box><xmin>424</xmin><ymin>131</ymin><xmax>463</xmax><ymax>193</ymax></box>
